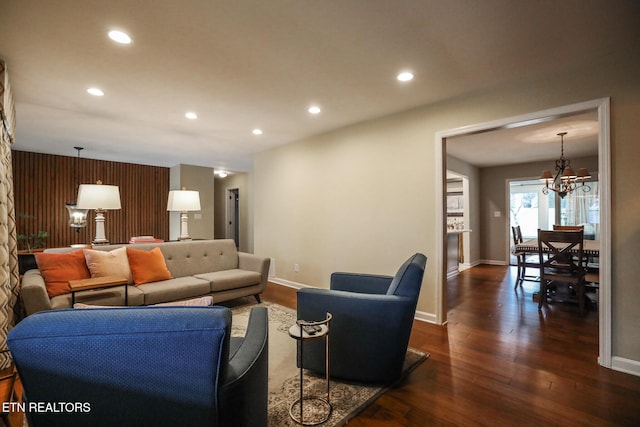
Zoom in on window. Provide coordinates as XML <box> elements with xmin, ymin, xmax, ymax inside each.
<box><xmin>509</xmin><ymin>178</ymin><xmax>600</xmax><ymax>253</ymax></box>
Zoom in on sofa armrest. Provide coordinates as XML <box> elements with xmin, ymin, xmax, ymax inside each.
<box><xmin>330</xmin><ymin>272</ymin><xmax>393</xmax><ymax>294</ymax></box>
<box><xmin>219</xmin><ymin>306</ymin><xmax>268</xmax><ymax>427</ymax></box>
<box><xmin>238</xmin><ymin>252</ymin><xmax>270</xmax><ymax>290</ymax></box>
<box><xmin>20</xmin><ymin>270</ymin><xmax>52</xmax><ymax>315</ymax></box>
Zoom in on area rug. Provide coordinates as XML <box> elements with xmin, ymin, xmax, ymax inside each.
<box><xmin>229</xmin><ymin>300</ymin><xmax>429</xmax><ymax>427</ymax></box>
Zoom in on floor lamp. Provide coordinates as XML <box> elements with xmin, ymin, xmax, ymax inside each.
<box><xmin>76</xmin><ymin>181</ymin><xmax>122</xmax><ymax>245</ymax></box>
<box><xmin>167</xmin><ymin>189</ymin><xmax>201</xmax><ymax>240</ymax></box>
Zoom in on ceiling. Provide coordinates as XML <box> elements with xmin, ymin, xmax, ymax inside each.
<box><xmin>1</xmin><ymin>1</ymin><xmax>638</xmax><ymax>172</ymax></box>
<box><xmin>447</xmin><ymin>111</ymin><xmax>599</xmax><ymax>168</ymax></box>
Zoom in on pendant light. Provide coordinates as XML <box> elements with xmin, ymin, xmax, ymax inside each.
<box><xmin>66</xmin><ymin>147</ymin><xmax>89</xmax><ymax>229</ymax></box>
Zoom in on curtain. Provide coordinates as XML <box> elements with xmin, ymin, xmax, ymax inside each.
<box><xmin>0</xmin><ymin>59</ymin><xmax>20</xmax><ymax>370</ymax></box>
<box><xmin>563</xmin><ymin>181</ymin><xmax>600</xmax><ymax>240</ymax></box>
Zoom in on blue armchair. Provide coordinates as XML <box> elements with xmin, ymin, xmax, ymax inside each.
<box><xmin>7</xmin><ymin>306</ymin><xmax>268</xmax><ymax>427</ymax></box>
<box><xmin>296</xmin><ymin>253</ymin><xmax>427</xmax><ymax>383</ymax></box>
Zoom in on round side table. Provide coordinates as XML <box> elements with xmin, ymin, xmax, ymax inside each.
<box><xmin>288</xmin><ymin>312</ymin><xmax>332</xmax><ymax>425</ymax></box>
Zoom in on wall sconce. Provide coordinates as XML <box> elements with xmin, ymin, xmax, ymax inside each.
<box><xmin>76</xmin><ymin>180</ymin><xmax>122</xmax><ymax>245</ymax></box>
<box><xmin>167</xmin><ymin>189</ymin><xmax>201</xmax><ymax>240</ymax></box>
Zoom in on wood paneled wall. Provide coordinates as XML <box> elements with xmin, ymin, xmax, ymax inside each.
<box><xmin>12</xmin><ymin>151</ymin><xmax>169</xmax><ymax>249</ymax></box>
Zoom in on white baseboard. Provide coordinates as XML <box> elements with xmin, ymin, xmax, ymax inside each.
<box><xmin>269</xmin><ymin>277</ymin><xmax>438</xmax><ymax>324</ymax></box>
<box><xmin>414</xmin><ymin>309</ymin><xmax>438</xmax><ymax>324</ymax></box>
<box><xmin>269</xmin><ymin>277</ymin><xmax>311</xmax><ymax>290</ymax></box>
<box><xmin>481</xmin><ymin>259</ymin><xmax>507</xmax><ymax>266</ymax></box>
<box><xmin>611</xmin><ymin>356</ymin><xmax>640</xmax><ymax>377</ymax></box>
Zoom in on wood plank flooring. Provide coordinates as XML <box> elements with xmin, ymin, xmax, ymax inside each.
<box><xmin>261</xmin><ymin>264</ymin><xmax>640</xmax><ymax>426</ymax></box>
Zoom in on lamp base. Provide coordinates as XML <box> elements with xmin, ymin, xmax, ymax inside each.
<box><xmin>92</xmin><ymin>210</ymin><xmax>110</xmax><ymax>245</ymax></box>
<box><xmin>179</xmin><ymin>211</ymin><xmax>191</xmax><ymax>240</ymax></box>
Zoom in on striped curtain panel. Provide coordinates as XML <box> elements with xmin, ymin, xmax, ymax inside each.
<box><xmin>0</xmin><ymin>59</ymin><xmax>20</xmax><ymax>370</ymax></box>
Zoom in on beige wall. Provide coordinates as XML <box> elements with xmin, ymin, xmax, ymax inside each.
<box><xmin>169</xmin><ymin>164</ymin><xmax>215</xmax><ymax>240</ymax></box>
<box><xmin>214</xmin><ymin>173</ymin><xmax>251</xmax><ymax>252</ymax></box>
<box><xmin>479</xmin><ymin>156</ymin><xmax>598</xmax><ymax>264</ymax></box>
<box><xmin>253</xmin><ymin>47</ymin><xmax>640</xmax><ymax>362</ymax></box>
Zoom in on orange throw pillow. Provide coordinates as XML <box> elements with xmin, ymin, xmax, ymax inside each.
<box><xmin>35</xmin><ymin>250</ymin><xmax>91</xmax><ymax>298</ymax></box>
<box><xmin>126</xmin><ymin>247</ymin><xmax>172</xmax><ymax>286</ymax></box>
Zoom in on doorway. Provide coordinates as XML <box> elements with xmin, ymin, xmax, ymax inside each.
<box><xmin>226</xmin><ymin>188</ymin><xmax>239</xmax><ymax>249</ymax></box>
<box><xmin>436</xmin><ymin>98</ymin><xmax>611</xmax><ymax>367</ymax></box>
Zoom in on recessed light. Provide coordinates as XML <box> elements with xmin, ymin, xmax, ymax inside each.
<box><xmin>308</xmin><ymin>105</ymin><xmax>321</xmax><ymax>115</ymax></box>
<box><xmin>87</xmin><ymin>87</ymin><xmax>104</xmax><ymax>97</ymax></box>
<box><xmin>397</xmin><ymin>71</ymin><xmax>414</xmax><ymax>82</ymax></box>
<box><xmin>252</xmin><ymin>129</ymin><xmax>263</xmax><ymax>135</ymax></box>
<box><xmin>217</xmin><ymin>171</ymin><xmax>228</xmax><ymax>178</ymax></box>
<box><xmin>185</xmin><ymin>112</ymin><xmax>198</xmax><ymax>120</ymax></box>
<box><xmin>108</xmin><ymin>30</ymin><xmax>132</xmax><ymax>44</ymax></box>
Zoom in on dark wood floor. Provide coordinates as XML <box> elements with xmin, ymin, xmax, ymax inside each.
<box><xmin>262</xmin><ymin>264</ymin><xmax>640</xmax><ymax>427</ymax></box>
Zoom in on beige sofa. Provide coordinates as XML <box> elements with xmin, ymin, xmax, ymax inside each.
<box><xmin>20</xmin><ymin>239</ymin><xmax>270</xmax><ymax>316</ymax></box>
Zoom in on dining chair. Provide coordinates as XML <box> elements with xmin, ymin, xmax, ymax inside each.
<box><xmin>537</xmin><ymin>229</ymin><xmax>587</xmax><ymax>314</ymax></box>
<box><xmin>553</xmin><ymin>225</ymin><xmax>591</xmax><ymax>266</ymax></box>
<box><xmin>552</xmin><ymin>225</ymin><xmax>584</xmax><ymax>231</ymax></box>
<box><xmin>511</xmin><ymin>225</ymin><xmax>539</xmax><ymax>289</ymax></box>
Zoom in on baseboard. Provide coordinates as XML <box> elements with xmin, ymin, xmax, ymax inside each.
<box><xmin>611</xmin><ymin>356</ymin><xmax>640</xmax><ymax>377</ymax></box>
<box><xmin>414</xmin><ymin>309</ymin><xmax>438</xmax><ymax>324</ymax></box>
<box><xmin>481</xmin><ymin>259</ymin><xmax>507</xmax><ymax>266</ymax></box>
<box><xmin>269</xmin><ymin>277</ymin><xmax>312</xmax><ymax>290</ymax></box>
<box><xmin>269</xmin><ymin>277</ymin><xmax>438</xmax><ymax>324</ymax></box>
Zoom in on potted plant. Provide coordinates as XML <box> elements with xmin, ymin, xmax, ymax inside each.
<box><xmin>16</xmin><ymin>213</ymin><xmax>49</xmax><ymax>252</ymax></box>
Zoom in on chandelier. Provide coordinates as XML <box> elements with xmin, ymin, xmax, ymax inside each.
<box><xmin>539</xmin><ymin>132</ymin><xmax>591</xmax><ymax>199</ymax></box>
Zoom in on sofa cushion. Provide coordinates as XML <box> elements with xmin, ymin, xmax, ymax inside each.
<box><xmin>137</xmin><ymin>277</ymin><xmax>211</xmax><ymax>305</ymax></box>
<box><xmin>126</xmin><ymin>247</ymin><xmax>173</xmax><ymax>286</ymax></box>
<box><xmin>35</xmin><ymin>250</ymin><xmax>91</xmax><ymax>297</ymax></box>
<box><xmin>159</xmin><ymin>240</ymin><xmax>239</xmax><ymax>277</ymax></box>
<box><xmin>195</xmin><ymin>269</ymin><xmax>262</xmax><ymax>292</ymax></box>
<box><xmin>84</xmin><ymin>247</ymin><xmax>133</xmax><ymax>284</ymax></box>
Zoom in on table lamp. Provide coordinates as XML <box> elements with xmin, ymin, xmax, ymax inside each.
<box><xmin>76</xmin><ymin>180</ymin><xmax>122</xmax><ymax>245</ymax></box>
<box><xmin>167</xmin><ymin>189</ymin><xmax>201</xmax><ymax>240</ymax></box>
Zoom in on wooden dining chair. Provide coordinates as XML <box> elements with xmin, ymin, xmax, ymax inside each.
<box><xmin>511</xmin><ymin>225</ymin><xmax>539</xmax><ymax>289</ymax></box>
<box><xmin>552</xmin><ymin>225</ymin><xmax>584</xmax><ymax>231</ymax></box>
<box><xmin>553</xmin><ymin>225</ymin><xmax>590</xmax><ymax>266</ymax></box>
<box><xmin>537</xmin><ymin>229</ymin><xmax>587</xmax><ymax>314</ymax></box>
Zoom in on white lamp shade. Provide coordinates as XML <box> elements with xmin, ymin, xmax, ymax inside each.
<box><xmin>167</xmin><ymin>190</ymin><xmax>201</xmax><ymax>211</ymax></box>
<box><xmin>76</xmin><ymin>184</ymin><xmax>122</xmax><ymax>210</ymax></box>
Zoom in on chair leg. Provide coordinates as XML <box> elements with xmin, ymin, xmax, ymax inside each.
<box><xmin>538</xmin><ymin>280</ymin><xmax>546</xmax><ymax>309</ymax></box>
<box><xmin>514</xmin><ymin>255</ymin><xmax>524</xmax><ymax>289</ymax></box>
<box><xmin>514</xmin><ymin>261</ymin><xmax>522</xmax><ymax>289</ymax></box>
<box><xmin>254</xmin><ymin>294</ymin><xmax>261</xmax><ymax>303</ymax></box>
<box><xmin>578</xmin><ymin>282</ymin><xmax>585</xmax><ymax>315</ymax></box>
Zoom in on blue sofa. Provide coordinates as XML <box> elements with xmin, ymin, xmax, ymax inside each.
<box><xmin>7</xmin><ymin>305</ymin><xmax>268</xmax><ymax>427</ymax></box>
<box><xmin>296</xmin><ymin>253</ymin><xmax>427</xmax><ymax>383</ymax></box>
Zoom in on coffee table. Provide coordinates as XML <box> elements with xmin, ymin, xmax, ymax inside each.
<box><xmin>288</xmin><ymin>312</ymin><xmax>333</xmax><ymax>425</ymax></box>
<box><xmin>68</xmin><ymin>276</ymin><xmax>129</xmax><ymax>306</ymax></box>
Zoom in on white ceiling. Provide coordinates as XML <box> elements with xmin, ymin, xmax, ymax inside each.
<box><xmin>1</xmin><ymin>1</ymin><xmax>638</xmax><ymax>172</ymax></box>
<box><xmin>447</xmin><ymin>111</ymin><xmax>599</xmax><ymax>168</ymax></box>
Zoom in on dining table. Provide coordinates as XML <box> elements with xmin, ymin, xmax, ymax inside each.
<box><xmin>515</xmin><ymin>238</ymin><xmax>600</xmax><ymax>258</ymax></box>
